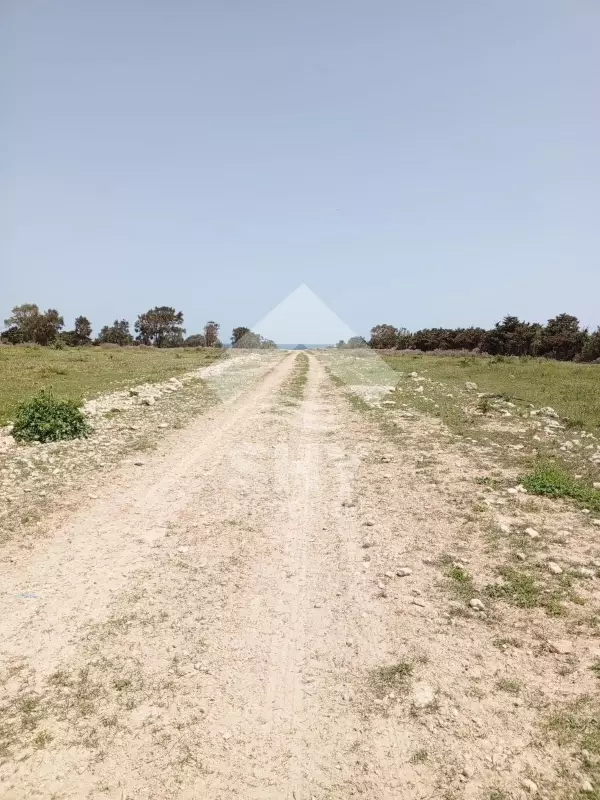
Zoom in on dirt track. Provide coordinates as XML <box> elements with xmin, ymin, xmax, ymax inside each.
<box><xmin>1</xmin><ymin>352</ymin><xmax>597</xmax><ymax>799</ymax></box>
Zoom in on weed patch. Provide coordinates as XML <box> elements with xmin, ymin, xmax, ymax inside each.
<box><xmin>280</xmin><ymin>353</ymin><xmax>309</xmax><ymax>400</ymax></box>
<box><xmin>410</xmin><ymin>748</ymin><xmax>428</xmax><ymax>764</ymax></box>
<box><xmin>446</xmin><ymin>565</ymin><xmax>477</xmax><ymax>601</ymax></box>
<box><xmin>370</xmin><ymin>660</ymin><xmax>415</xmax><ymax>699</ymax></box>
<box><xmin>496</xmin><ymin>677</ymin><xmax>521</xmax><ymax>694</ymax></box>
<box><xmin>485</xmin><ymin>567</ymin><xmax>567</xmax><ymax>616</ymax></box>
<box><xmin>544</xmin><ymin>697</ymin><xmax>600</xmax><ymax>791</ymax></box>
<box><xmin>520</xmin><ymin>464</ymin><xmax>600</xmax><ymax>513</ymax></box>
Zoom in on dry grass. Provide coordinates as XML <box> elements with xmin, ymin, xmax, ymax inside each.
<box><xmin>280</xmin><ymin>352</ymin><xmax>309</xmax><ymax>401</ymax></box>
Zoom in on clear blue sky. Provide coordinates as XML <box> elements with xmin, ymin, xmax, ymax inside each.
<box><xmin>2</xmin><ymin>1</ymin><xmax>599</xmax><ymax>341</ymax></box>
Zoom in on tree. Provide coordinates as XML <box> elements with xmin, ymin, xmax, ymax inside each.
<box><xmin>184</xmin><ymin>334</ymin><xmax>206</xmax><ymax>347</ymax></box>
<box><xmin>4</xmin><ymin>304</ymin><xmax>40</xmax><ymax>342</ymax></box>
<box><xmin>347</xmin><ymin>336</ymin><xmax>368</xmax><ymax>348</ymax></box>
<box><xmin>33</xmin><ymin>309</ymin><xmax>64</xmax><ymax>345</ymax></box>
<box><xmin>135</xmin><ymin>306</ymin><xmax>185</xmax><ymax>347</ymax></box>
<box><xmin>233</xmin><ymin>329</ymin><xmax>261</xmax><ymax>348</ymax></box>
<box><xmin>538</xmin><ymin>313</ymin><xmax>586</xmax><ymax>361</ymax></box>
<box><xmin>96</xmin><ymin>319</ymin><xmax>133</xmax><ymax>346</ymax></box>
<box><xmin>73</xmin><ymin>316</ymin><xmax>92</xmax><ymax>345</ymax></box>
<box><xmin>3</xmin><ymin>303</ymin><xmax>64</xmax><ymax>345</ymax></box>
<box><xmin>230</xmin><ymin>328</ymin><xmax>276</xmax><ymax>349</ymax></box>
<box><xmin>62</xmin><ymin>315</ymin><xmax>93</xmax><ymax>347</ymax></box>
<box><xmin>582</xmin><ymin>328</ymin><xmax>600</xmax><ymax>363</ymax></box>
<box><xmin>231</xmin><ymin>326</ymin><xmax>251</xmax><ymax>346</ymax></box>
<box><xmin>369</xmin><ymin>324</ymin><xmax>398</xmax><ymax>349</ymax></box>
<box><xmin>204</xmin><ymin>320</ymin><xmax>220</xmax><ymax>348</ymax></box>
<box><xmin>396</xmin><ymin>327</ymin><xmax>413</xmax><ymax>349</ymax></box>
<box><xmin>0</xmin><ymin>326</ymin><xmax>24</xmax><ymax>344</ymax></box>
<box><xmin>479</xmin><ymin>316</ymin><xmax>540</xmax><ymax>357</ymax></box>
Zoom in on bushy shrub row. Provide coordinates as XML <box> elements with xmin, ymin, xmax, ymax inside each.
<box><xmin>365</xmin><ymin>314</ymin><xmax>600</xmax><ymax>363</ymax></box>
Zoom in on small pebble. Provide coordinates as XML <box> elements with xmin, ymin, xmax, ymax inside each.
<box><xmin>396</xmin><ymin>567</ymin><xmax>413</xmax><ymax>577</ymax></box>
<box><xmin>522</xmin><ymin>778</ymin><xmax>538</xmax><ymax>794</ymax></box>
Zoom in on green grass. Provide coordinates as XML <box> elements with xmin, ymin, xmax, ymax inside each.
<box><xmin>521</xmin><ymin>463</ymin><xmax>600</xmax><ymax>513</ymax></box>
<box><xmin>0</xmin><ymin>346</ymin><xmax>222</xmax><ymax>424</ymax></box>
<box><xmin>484</xmin><ymin>566</ymin><xmax>569</xmax><ymax>616</ymax></box>
<box><xmin>446</xmin><ymin>565</ymin><xmax>477</xmax><ymax>601</ymax></box>
<box><xmin>383</xmin><ymin>354</ymin><xmax>600</xmax><ymax>431</ymax></box>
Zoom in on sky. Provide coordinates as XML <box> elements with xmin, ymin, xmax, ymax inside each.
<box><xmin>1</xmin><ymin>1</ymin><xmax>599</xmax><ymax>343</ymax></box>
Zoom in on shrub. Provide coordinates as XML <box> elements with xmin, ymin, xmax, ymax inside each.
<box><xmin>12</xmin><ymin>392</ymin><xmax>91</xmax><ymax>443</ymax></box>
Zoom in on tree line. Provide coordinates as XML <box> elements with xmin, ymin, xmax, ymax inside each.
<box><xmin>0</xmin><ymin>304</ymin><xmax>277</xmax><ymax>350</ymax></box>
<box><xmin>352</xmin><ymin>313</ymin><xmax>600</xmax><ymax>362</ymax></box>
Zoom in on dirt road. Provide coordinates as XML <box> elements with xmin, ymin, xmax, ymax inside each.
<box><xmin>0</xmin><ymin>353</ymin><xmax>593</xmax><ymax>799</ymax></box>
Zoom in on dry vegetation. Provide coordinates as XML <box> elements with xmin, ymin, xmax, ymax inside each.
<box><xmin>317</xmin><ymin>348</ymin><xmax>600</xmax><ymax>798</ymax></box>
<box><xmin>2</xmin><ymin>347</ymin><xmax>600</xmax><ymax>798</ymax></box>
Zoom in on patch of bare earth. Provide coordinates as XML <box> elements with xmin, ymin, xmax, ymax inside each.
<box><xmin>0</xmin><ymin>352</ymin><xmax>282</xmax><ymax>548</ymax></box>
<box><xmin>1</xmin><ymin>352</ymin><xmax>599</xmax><ymax>799</ymax></box>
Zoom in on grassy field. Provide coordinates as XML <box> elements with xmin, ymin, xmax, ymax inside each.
<box><xmin>383</xmin><ymin>354</ymin><xmax>600</xmax><ymax>430</ymax></box>
<box><xmin>0</xmin><ymin>346</ymin><xmax>222</xmax><ymax>424</ymax></box>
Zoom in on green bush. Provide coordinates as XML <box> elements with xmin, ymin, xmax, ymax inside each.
<box><xmin>12</xmin><ymin>391</ymin><xmax>91</xmax><ymax>443</ymax></box>
<box><xmin>520</xmin><ymin>463</ymin><xmax>600</xmax><ymax>513</ymax></box>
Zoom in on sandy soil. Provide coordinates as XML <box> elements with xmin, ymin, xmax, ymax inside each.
<box><xmin>0</xmin><ymin>353</ymin><xmax>597</xmax><ymax>799</ymax></box>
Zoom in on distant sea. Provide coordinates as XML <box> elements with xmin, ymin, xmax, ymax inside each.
<box><xmin>276</xmin><ymin>344</ymin><xmax>333</xmax><ymax>350</ymax></box>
